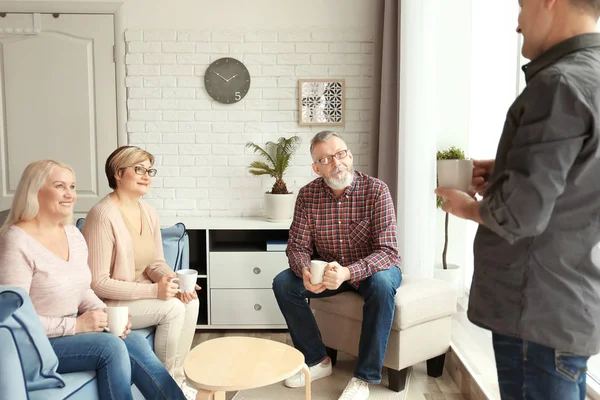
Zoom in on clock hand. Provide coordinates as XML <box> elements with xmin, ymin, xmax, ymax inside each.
<box><xmin>212</xmin><ymin>70</ymin><xmax>228</xmax><ymax>82</ymax></box>
<box><xmin>225</xmin><ymin>74</ymin><xmax>239</xmax><ymax>82</ymax></box>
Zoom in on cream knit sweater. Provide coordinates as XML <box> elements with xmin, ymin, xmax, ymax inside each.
<box><xmin>0</xmin><ymin>225</ymin><xmax>106</xmax><ymax>337</ymax></box>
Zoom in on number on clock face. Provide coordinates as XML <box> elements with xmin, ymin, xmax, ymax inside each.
<box><xmin>204</xmin><ymin>57</ymin><xmax>251</xmax><ymax>104</ymax></box>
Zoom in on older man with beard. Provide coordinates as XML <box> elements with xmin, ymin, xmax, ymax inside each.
<box><xmin>272</xmin><ymin>131</ymin><xmax>402</xmax><ymax>400</ymax></box>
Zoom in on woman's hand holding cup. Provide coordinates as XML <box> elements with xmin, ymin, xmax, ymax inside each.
<box><xmin>172</xmin><ymin>269</ymin><xmax>201</xmax><ymax>304</ymax></box>
<box><xmin>75</xmin><ymin>309</ymin><xmax>107</xmax><ymax>333</ymax></box>
<box><xmin>177</xmin><ymin>284</ymin><xmax>201</xmax><ymax>304</ymax></box>
<box><xmin>120</xmin><ymin>313</ymin><xmax>133</xmax><ymax>339</ymax></box>
<box><xmin>157</xmin><ymin>273</ymin><xmax>179</xmax><ymax>300</ymax></box>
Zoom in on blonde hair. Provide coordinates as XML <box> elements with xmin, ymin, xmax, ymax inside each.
<box><xmin>1</xmin><ymin>160</ymin><xmax>75</xmax><ymax>231</ymax></box>
<box><xmin>105</xmin><ymin>146</ymin><xmax>155</xmax><ymax>189</ymax></box>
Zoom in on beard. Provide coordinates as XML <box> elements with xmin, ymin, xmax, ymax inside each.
<box><xmin>324</xmin><ymin>166</ymin><xmax>354</xmax><ymax>190</ymax></box>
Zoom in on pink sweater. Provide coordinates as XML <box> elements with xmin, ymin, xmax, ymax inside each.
<box><xmin>82</xmin><ymin>196</ymin><xmax>172</xmax><ymax>302</ymax></box>
<box><xmin>0</xmin><ymin>225</ymin><xmax>106</xmax><ymax>337</ymax></box>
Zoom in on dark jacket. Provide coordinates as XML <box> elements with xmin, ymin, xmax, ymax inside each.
<box><xmin>471</xmin><ymin>33</ymin><xmax>600</xmax><ymax>355</ymax></box>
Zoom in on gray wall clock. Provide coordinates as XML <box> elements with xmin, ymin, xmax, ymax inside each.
<box><xmin>204</xmin><ymin>57</ymin><xmax>251</xmax><ymax>104</ymax></box>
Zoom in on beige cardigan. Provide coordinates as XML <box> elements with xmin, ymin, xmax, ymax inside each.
<box><xmin>82</xmin><ymin>195</ymin><xmax>172</xmax><ymax>301</ymax></box>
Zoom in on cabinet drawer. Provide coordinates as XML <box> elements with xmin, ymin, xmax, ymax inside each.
<box><xmin>210</xmin><ymin>289</ymin><xmax>286</xmax><ymax>325</ymax></box>
<box><xmin>209</xmin><ymin>252</ymin><xmax>288</xmax><ymax>289</ymax></box>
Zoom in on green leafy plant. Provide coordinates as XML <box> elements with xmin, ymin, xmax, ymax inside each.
<box><xmin>245</xmin><ymin>136</ymin><xmax>301</xmax><ymax>194</ymax></box>
<box><xmin>436</xmin><ymin>146</ymin><xmax>466</xmax><ymax>270</ymax></box>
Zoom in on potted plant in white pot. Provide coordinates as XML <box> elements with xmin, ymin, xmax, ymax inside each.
<box><xmin>246</xmin><ymin>136</ymin><xmax>301</xmax><ymax>222</ymax></box>
<box><xmin>434</xmin><ymin>146</ymin><xmax>471</xmax><ymax>295</ymax></box>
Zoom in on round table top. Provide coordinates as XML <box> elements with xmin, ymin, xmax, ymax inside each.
<box><xmin>184</xmin><ymin>336</ymin><xmax>306</xmax><ymax>392</ymax></box>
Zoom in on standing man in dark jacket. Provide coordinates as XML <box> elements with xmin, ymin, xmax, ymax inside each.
<box><xmin>436</xmin><ymin>0</ymin><xmax>600</xmax><ymax>399</ymax></box>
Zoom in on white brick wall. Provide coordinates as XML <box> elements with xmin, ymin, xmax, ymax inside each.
<box><xmin>126</xmin><ymin>29</ymin><xmax>373</xmax><ymax>217</ymax></box>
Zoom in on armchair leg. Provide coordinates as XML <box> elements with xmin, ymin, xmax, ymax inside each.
<box><xmin>388</xmin><ymin>367</ymin><xmax>409</xmax><ymax>392</ymax></box>
<box><xmin>426</xmin><ymin>353</ymin><xmax>446</xmax><ymax>378</ymax></box>
<box><xmin>325</xmin><ymin>347</ymin><xmax>338</xmax><ymax>366</ymax></box>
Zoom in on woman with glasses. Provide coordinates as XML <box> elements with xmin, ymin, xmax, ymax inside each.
<box><xmin>82</xmin><ymin>146</ymin><xmax>199</xmax><ymax>399</ymax></box>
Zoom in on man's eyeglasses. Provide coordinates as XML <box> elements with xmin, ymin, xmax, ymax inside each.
<box><xmin>132</xmin><ymin>166</ymin><xmax>157</xmax><ymax>177</ymax></box>
<box><xmin>315</xmin><ymin>150</ymin><xmax>349</xmax><ymax>165</ymax></box>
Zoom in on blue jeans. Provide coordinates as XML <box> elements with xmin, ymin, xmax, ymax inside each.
<box><xmin>273</xmin><ymin>267</ymin><xmax>402</xmax><ymax>384</ymax></box>
<box><xmin>50</xmin><ymin>331</ymin><xmax>185</xmax><ymax>400</ymax></box>
<box><xmin>492</xmin><ymin>332</ymin><xmax>589</xmax><ymax>400</ymax></box>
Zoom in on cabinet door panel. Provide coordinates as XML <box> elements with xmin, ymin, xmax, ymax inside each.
<box><xmin>210</xmin><ymin>289</ymin><xmax>285</xmax><ymax>325</ymax></box>
<box><xmin>209</xmin><ymin>252</ymin><xmax>288</xmax><ymax>289</ymax></box>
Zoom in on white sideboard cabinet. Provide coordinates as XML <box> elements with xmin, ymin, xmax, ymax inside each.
<box><xmin>160</xmin><ymin>217</ymin><xmax>291</xmax><ymax>329</ymax></box>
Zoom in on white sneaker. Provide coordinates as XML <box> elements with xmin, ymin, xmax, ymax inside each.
<box><xmin>181</xmin><ymin>380</ymin><xmax>198</xmax><ymax>400</ymax></box>
<box><xmin>338</xmin><ymin>377</ymin><xmax>370</xmax><ymax>400</ymax></box>
<box><xmin>284</xmin><ymin>360</ymin><xmax>333</xmax><ymax>388</ymax></box>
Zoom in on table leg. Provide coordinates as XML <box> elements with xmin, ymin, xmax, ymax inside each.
<box><xmin>214</xmin><ymin>392</ymin><xmax>226</xmax><ymax>400</ymax></box>
<box><xmin>195</xmin><ymin>389</ymin><xmax>213</xmax><ymax>400</ymax></box>
<box><xmin>194</xmin><ymin>389</ymin><xmax>225</xmax><ymax>400</ymax></box>
<box><xmin>301</xmin><ymin>363</ymin><xmax>311</xmax><ymax>400</ymax></box>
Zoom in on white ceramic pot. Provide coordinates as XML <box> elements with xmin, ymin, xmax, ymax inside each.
<box><xmin>433</xmin><ymin>263</ymin><xmax>464</xmax><ymax>297</ymax></box>
<box><xmin>264</xmin><ymin>193</ymin><xmax>295</xmax><ymax>222</ymax></box>
<box><xmin>437</xmin><ymin>159</ymin><xmax>473</xmax><ymax>192</ymax></box>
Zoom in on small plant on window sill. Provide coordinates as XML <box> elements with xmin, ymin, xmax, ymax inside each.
<box><xmin>436</xmin><ymin>146</ymin><xmax>467</xmax><ymax>270</ymax></box>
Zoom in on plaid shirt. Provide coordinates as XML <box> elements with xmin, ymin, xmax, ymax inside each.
<box><xmin>286</xmin><ymin>171</ymin><xmax>401</xmax><ymax>288</ymax></box>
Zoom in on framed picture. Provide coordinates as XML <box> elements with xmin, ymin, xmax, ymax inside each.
<box><xmin>298</xmin><ymin>79</ymin><xmax>345</xmax><ymax>126</ymax></box>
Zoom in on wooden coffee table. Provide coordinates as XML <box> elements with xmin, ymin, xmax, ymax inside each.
<box><xmin>184</xmin><ymin>336</ymin><xmax>311</xmax><ymax>400</ymax></box>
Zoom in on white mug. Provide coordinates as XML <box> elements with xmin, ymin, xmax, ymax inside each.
<box><xmin>170</xmin><ymin>269</ymin><xmax>198</xmax><ymax>294</ymax></box>
<box><xmin>105</xmin><ymin>306</ymin><xmax>128</xmax><ymax>336</ymax></box>
<box><xmin>309</xmin><ymin>260</ymin><xmax>328</xmax><ymax>285</ymax></box>
<box><xmin>437</xmin><ymin>159</ymin><xmax>474</xmax><ymax>193</ymax></box>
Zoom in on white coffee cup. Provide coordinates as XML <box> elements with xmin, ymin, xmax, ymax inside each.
<box><xmin>437</xmin><ymin>159</ymin><xmax>474</xmax><ymax>193</ymax></box>
<box><xmin>309</xmin><ymin>260</ymin><xmax>328</xmax><ymax>285</ymax></box>
<box><xmin>105</xmin><ymin>306</ymin><xmax>128</xmax><ymax>336</ymax></box>
<box><xmin>170</xmin><ymin>269</ymin><xmax>198</xmax><ymax>294</ymax></box>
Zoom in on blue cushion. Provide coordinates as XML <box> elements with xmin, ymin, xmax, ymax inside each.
<box><xmin>0</xmin><ymin>286</ymin><xmax>65</xmax><ymax>391</ymax></box>
<box><xmin>0</xmin><ymin>327</ymin><xmax>29</xmax><ymax>399</ymax></box>
<box><xmin>75</xmin><ymin>217</ymin><xmax>85</xmax><ymax>231</ymax></box>
<box><xmin>161</xmin><ymin>222</ymin><xmax>188</xmax><ymax>271</ymax></box>
<box><xmin>28</xmin><ymin>371</ymin><xmax>98</xmax><ymax>400</ymax></box>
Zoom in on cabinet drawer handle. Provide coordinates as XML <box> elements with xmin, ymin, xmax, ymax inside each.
<box><xmin>253</xmin><ymin>267</ymin><xmax>261</xmax><ymax>275</ymax></box>
<box><xmin>254</xmin><ymin>304</ymin><xmax>262</xmax><ymax>311</ymax></box>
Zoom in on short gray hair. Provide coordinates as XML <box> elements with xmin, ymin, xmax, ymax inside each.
<box><xmin>570</xmin><ymin>0</ymin><xmax>600</xmax><ymax>18</ymax></box>
<box><xmin>309</xmin><ymin>131</ymin><xmax>346</xmax><ymax>157</ymax></box>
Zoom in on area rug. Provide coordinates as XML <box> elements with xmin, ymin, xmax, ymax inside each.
<box><xmin>231</xmin><ymin>352</ymin><xmax>410</xmax><ymax>399</ymax></box>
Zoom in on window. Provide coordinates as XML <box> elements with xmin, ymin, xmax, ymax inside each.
<box><xmin>466</xmin><ymin>0</ymin><xmax>521</xmax><ymax>293</ymax></box>
<box><xmin>588</xmin><ymin>355</ymin><xmax>600</xmax><ymax>394</ymax></box>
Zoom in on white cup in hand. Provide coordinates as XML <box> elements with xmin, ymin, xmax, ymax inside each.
<box><xmin>169</xmin><ymin>269</ymin><xmax>198</xmax><ymax>294</ymax></box>
<box><xmin>105</xmin><ymin>306</ymin><xmax>128</xmax><ymax>336</ymax></box>
<box><xmin>309</xmin><ymin>260</ymin><xmax>328</xmax><ymax>285</ymax></box>
<box><xmin>437</xmin><ymin>159</ymin><xmax>474</xmax><ymax>192</ymax></box>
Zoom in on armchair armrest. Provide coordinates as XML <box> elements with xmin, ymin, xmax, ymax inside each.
<box><xmin>0</xmin><ymin>327</ymin><xmax>28</xmax><ymax>399</ymax></box>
